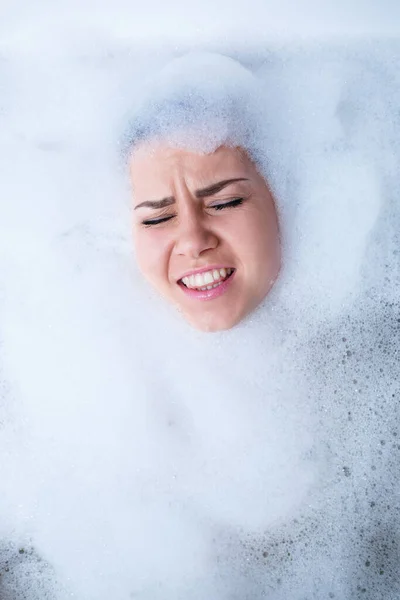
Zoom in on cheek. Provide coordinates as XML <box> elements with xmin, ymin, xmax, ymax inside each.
<box><xmin>229</xmin><ymin>208</ymin><xmax>279</xmax><ymax>262</ymax></box>
<box><xmin>254</xmin><ymin>219</ymin><xmax>281</xmax><ymax>285</ymax></box>
<box><xmin>134</xmin><ymin>231</ymin><xmax>170</xmax><ymax>283</ymax></box>
<box><xmin>253</xmin><ymin>201</ymin><xmax>280</xmax><ymax>258</ymax></box>
<box><xmin>225</xmin><ymin>209</ymin><xmax>281</xmax><ymax>298</ymax></box>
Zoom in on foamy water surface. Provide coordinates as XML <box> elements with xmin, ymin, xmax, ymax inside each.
<box><xmin>0</xmin><ymin>2</ymin><xmax>399</xmax><ymax>599</ymax></box>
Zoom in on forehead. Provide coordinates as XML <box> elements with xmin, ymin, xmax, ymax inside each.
<box><xmin>129</xmin><ymin>143</ymin><xmax>252</xmax><ymax>197</ymax></box>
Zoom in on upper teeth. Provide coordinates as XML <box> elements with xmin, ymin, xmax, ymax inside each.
<box><xmin>181</xmin><ymin>268</ymin><xmax>233</xmax><ymax>290</ymax></box>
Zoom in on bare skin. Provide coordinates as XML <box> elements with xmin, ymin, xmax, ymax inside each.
<box><xmin>130</xmin><ymin>143</ymin><xmax>281</xmax><ymax>332</ymax></box>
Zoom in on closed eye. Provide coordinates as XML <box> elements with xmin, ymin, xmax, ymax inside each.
<box><xmin>211</xmin><ymin>198</ymin><xmax>244</xmax><ymax>211</ymax></box>
<box><xmin>141</xmin><ymin>197</ymin><xmax>244</xmax><ymax>226</ymax></box>
<box><xmin>142</xmin><ymin>215</ymin><xmax>174</xmax><ymax>227</ymax></box>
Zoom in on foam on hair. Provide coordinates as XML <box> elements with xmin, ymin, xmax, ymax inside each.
<box><xmin>121</xmin><ymin>52</ymin><xmax>270</xmax><ymax>169</ymax></box>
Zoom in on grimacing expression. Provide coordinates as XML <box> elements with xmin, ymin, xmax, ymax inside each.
<box><xmin>130</xmin><ymin>143</ymin><xmax>281</xmax><ymax>332</ymax></box>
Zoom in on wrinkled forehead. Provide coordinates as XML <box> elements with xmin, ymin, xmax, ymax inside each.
<box><xmin>129</xmin><ymin>142</ymin><xmax>254</xmax><ymax>198</ymax></box>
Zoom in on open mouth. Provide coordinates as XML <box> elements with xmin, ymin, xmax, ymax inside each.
<box><xmin>178</xmin><ymin>268</ymin><xmax>235</xmax><ymax>291</ymax></box>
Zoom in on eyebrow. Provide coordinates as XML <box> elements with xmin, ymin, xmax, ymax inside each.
<box><xmin>134</xmin><ymin>178</ymin><xmax>249</xmax><ymax>210</ymax></box>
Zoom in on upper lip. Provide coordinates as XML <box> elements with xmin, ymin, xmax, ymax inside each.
<box><xmin>176</xmin><ymin>265</ymin><xmax>235</xmax><ymax>282</ymax></box>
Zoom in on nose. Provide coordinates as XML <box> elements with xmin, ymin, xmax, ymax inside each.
<box><xmin>174</xmin><ymin>212</ymin><xmax>218</xmax><ymax>259</ymax></box>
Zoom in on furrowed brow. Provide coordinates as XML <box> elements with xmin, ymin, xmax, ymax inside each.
<box><xmin>134</xmin><ymin>178</ymin><xmax>249</xmax><ymax>209</ymax></box>
<box><xmin>195</xmin><ymin>178</ymin><xmax>249</xmax><ymax>198</ymax></box>
<box><xmin>134</xmin><ymin>196</ymin><xmax>175</xmax><ymax>210</ymax></box>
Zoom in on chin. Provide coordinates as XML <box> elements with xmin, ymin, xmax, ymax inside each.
<box><xmin>184</xmin><ymin>309</ymin><xmax>243</xmax><ymax>333</ymax></box>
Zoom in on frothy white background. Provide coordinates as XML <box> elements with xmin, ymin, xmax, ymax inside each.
<box><xmin>0</xmin><ymin>2</ymin><xmax>399</xmax><ymax>599</ymax></box>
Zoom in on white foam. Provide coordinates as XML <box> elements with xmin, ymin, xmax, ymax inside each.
<box><xmin>0</xmin><ymin>5</ymin><xmax>399</xmax><ymax>600</ymax></box>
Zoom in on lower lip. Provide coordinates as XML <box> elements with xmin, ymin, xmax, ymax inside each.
<box><xmin>178</xmin><ymin>271</ymin><xmax>236</xmax><ymax>301</ymax></box>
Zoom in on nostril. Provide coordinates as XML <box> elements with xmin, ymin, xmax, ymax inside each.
<box><xmin>174</xmin><ymin>225</ymin><xmax>219</xmax><ymax>257</ymax></box>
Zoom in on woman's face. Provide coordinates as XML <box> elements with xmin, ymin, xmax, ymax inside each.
<box><xmin>130</xmin><ymin>143</ymin><xmax>281</xmax><ymax>332</ymax></box>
